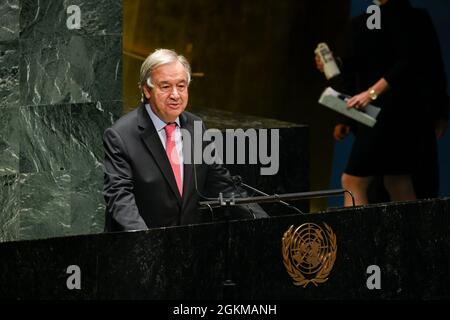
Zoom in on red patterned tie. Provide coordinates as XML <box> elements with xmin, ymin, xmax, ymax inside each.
<box><xmin>164</xmin><ymin>123</ymin><xmax>183</xmax><ymax>196</ymax></box>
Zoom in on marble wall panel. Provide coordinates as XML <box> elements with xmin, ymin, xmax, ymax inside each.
<box><xmin>18</xmin><ymin>100</ymin><xmax>121</xmax><ymax>174</ymax></box>
<box><xmin>19</xmin><ymin>104</ymin><xmax>71</xmax><ymax>173</ymax></box>
<box><xmin>20</xmin><ymin>0</ymin><xmax>121</xmax><ymax>39</ymax></box>
<box><xmin>0</xmin><ymin>0</ymin><xmax>19</xmax><ymax>41</ymax></box>
<box><xmin>70</xmin><ymin>100</ymin><xmax>121</xmax><ymax>235</ymax></box>
<box><xmin>20</xmin><ymin>35</ymin><xmax>122</xmax><ymax>106</ymax></box>
<box><xmin>0</xmin><ymin>0</ymin><xmax>123</xmax><ymax>242</ymax></box>
<box><xmin>0</xmin><ymin>107</ymin><xmax>20</xmax><ymax>174</ymax></box>
<box><xmin>0</xmin><ymin>174</ymin><xmax>20</xmax><ymax>242</ymax></box>
<box><xmin>70</xmin><ymin>100</ymin><xmax>121</xmax><ymax>172</ymax></box>
<box><xmin>0</xmin><ymin>42</ymin><xmax>19</xmax><ymax>109</ymax></box>
<box><xmin>70</xmin><ymin>166</ymin><xmax>104</xmax><ymax>235</ymax></box>
<box><xmin>19</xmin><ymin>171</ymin><xmax>71</xmax><ymax>240</ymax></box>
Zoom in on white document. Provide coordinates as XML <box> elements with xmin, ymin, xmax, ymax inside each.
<box><xmin>318</xmin><ymin>87</ymin><xmax>381</xmax><ymax>127</ymax></box>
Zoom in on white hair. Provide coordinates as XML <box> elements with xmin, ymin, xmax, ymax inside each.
<box><xmin>139</xmin><ymin>49</ymin><xmax>191</xmax><ymax>92</ymax></box>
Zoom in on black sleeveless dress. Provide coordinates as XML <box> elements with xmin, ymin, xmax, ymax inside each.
<box><xmin>341</xmin><ymin>0</ymin><xmax>446</xmax><ymax>177</ymax></box>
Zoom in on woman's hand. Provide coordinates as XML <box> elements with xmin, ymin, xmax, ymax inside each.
<box><xmin>333</xmin><ymin>124</ymin><xmax>351</xmax><ymax>141</ymax></box>
<box><xmin>315</xmin><ymin>53</ymin><xmax>324</xmax><ymax>73</ymax></box>
<box><xmin>346</xmin><ymin>90</ymin><xmax>372</xmax><ymax>110</ymax></box>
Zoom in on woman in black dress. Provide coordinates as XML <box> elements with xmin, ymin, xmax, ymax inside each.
<box><xmin>316</xmin><ymin>0</ymin><xmax>448</xmax><ymax>206</ymax></box>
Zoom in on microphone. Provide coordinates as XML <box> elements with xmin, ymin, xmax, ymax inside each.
<box><xmin>231</xmin><ymin>175</ymin><xmax>304</xmax><ymax>215</ymax></box>
<box><xmin>189</xmin><ymin>123</ymin><xmax>257</xmax><ymax>219</ymax></box>
<box><xmin>192</xmin><ymin>160</ymin><xmax>220</xmax><ymax>220</ymax></box>
<box><xmin>185</xmin><ymin>122</ymin><xmax>218</xmax><ymax>220</ymax></box>
<box><xmin>188</xmin><ymin>122</ymin><xmax>221</xmax><ymax>202</ymax></box>
<box><xmin>190</xmin><ymin>127</ymin><xmax>235</xmax><ymax>203</ymax></box>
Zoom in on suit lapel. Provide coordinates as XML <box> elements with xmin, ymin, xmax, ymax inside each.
<box><xmin>137</xmin><ymin>105</ymin><xmax>182</xmax><ymax>202</ymax></box>
<box><xmin>180</xmin><ymin>112</ymin><xmax>194</xmax><ymax>207</ymax></box>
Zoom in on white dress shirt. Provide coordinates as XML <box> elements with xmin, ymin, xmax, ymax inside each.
<box><xmin>145</xmin><ymin>104</ymin><xmax>184</xmax><ymax>183</ymax></box>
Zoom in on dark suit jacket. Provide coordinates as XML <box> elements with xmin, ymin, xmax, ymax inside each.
<box><xmin>103</xmin><ymin>104</ymin><xmax>264</xmax><ymax>232</ymax></box>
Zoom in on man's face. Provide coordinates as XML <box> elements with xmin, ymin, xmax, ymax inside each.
<box><xmin>143</xmin><ymin>61</ymin><xmax>189</xmax><ymax>123</ymax></box>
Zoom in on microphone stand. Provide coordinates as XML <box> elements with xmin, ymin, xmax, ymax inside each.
<box><xmin>232</xmin><ymin>175</ymin><xmax>304</xmax><ymax>214</ymax></box>
<box><xmin>199</xmin><ymin>188</ymin><xmax>355</xmax><ymax>300</ymax></box>
<box><xmin>199</xmin><ymin>189</ymin><xmax>355</xmax><ymax>209</ymax></box>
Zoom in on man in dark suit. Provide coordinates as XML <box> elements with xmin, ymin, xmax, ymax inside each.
<box><xmin>103</xmin><ymin>49</ymin><xmax>266</xmax><ymax>232</ymax></box>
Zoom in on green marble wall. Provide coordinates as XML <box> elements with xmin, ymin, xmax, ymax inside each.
<box><xmin>0</xmin><ymin>0</ymin><xmax>122</xmax><ymax>242</ymax></box>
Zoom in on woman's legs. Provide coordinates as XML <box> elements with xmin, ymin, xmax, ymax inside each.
<box><xmin>341</xmin><ymin>173</ymin><xmax>416</xmax><ymax>207</ymax></box>
<box><xmin>341</xmin><ymin>173</ymin><xmax>374</xmax><ymax>206</ymax></box>
<box><xmin>383</xmin><ymin>175</ymin><xmax>416</xmax><ymax>202</ymax></box>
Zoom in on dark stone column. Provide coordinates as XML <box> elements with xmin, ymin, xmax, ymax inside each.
<box><xmin>0</xmin><ymin>0</ymin><xmax>122</xmax><ymax>241</ymax></box>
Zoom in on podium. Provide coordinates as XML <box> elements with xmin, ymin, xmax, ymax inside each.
<box><xmin>0</xmin><ymin>198</ymin><xmax>449</xmax><ymax>299</ymax></box>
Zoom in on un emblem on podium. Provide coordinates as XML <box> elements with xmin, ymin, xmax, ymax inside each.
<box><xmin>282</xmin><ymin>223</ymin><xmax>337</xmax><ymax>287</ymax></box>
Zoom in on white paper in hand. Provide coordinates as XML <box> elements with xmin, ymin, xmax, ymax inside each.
<box><xmin>318</xmin><ymin>87</ymin><xmax>381</xmax><ymax>127</ymax></box>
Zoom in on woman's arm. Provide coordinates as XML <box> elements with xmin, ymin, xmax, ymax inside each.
<box><xmin>346</xmin><ymin>78</ymin><xmax>389</xmax><ymax>110</ymax></box>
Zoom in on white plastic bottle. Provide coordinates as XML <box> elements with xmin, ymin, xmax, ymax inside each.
<box><xmin>315</xmin><ymin>42</ymin><xmax>341</xmax><ymax>80</ymax></box>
